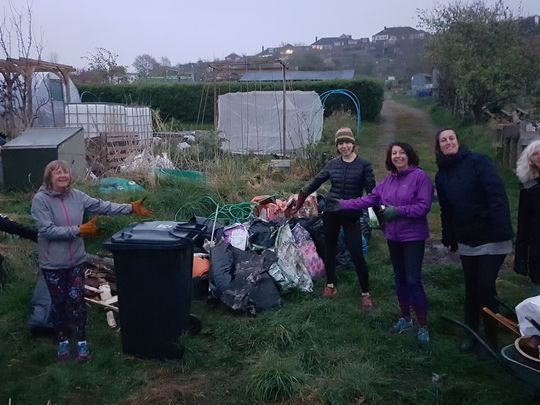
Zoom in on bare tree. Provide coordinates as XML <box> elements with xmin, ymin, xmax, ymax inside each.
<box><xmin>0</xmin><ymin>1</ymin><xmax>47</xmax><ymax>137</ymax></box>
<box><xmin>133</xmin><ymin>54</ymin><xmax>158</xmax><ymax>77</ymax></box>
<box><xmin>82</xmin><ymin>47</ymin><xmax>127</xmax><ymax>84</ymax></box>
<box><xmin>160</xmin><ymin>56</ymin><xmax>171</xmax><ymax>67</ymax></box>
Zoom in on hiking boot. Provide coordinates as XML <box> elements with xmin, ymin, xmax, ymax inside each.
<box><xmin>390</xmin><ymin>317</ymin><xmax>414</xmax><ymax>334</ymax></box>
<box><xmin>361</xmin><ymin>293</ymin><xmax>374</xmax><ymax>311</ymax></box>
<box><xmin>417</xmin><ymin>327</ymin><xmax>430</xmax><ymax>344</ymax></box>
<box><xmin>77</xmin><ymin>341</ymin><xmax>91</xmax><ymax>363</ymax></box>
<box><xmin>57</xmin><ymin>340</ymin><xmax>70</xmax><ymax>361</ymax></box>
<box><xmin>322</xmin><ymin>286</ymin><xmax>337</xmax><ymax>298</ymax></box>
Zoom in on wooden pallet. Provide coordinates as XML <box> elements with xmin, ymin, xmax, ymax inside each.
<box><xmin>85</xmin><ymin>132</ymin><xmax>143</xmax><ymax>173</ymax></box>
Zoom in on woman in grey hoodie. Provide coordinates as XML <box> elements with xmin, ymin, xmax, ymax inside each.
<box><xmin>31</xmin><ymin>160</ymin><xmax>152</xmax><ymax>362</ymax></box>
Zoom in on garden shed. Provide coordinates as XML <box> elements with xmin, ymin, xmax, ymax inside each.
<box><xmin>411</xmin><ymin>73</ymin><xmax>433</xmax><ymax>97</ymax></box>
<box><xmin>0</xmin><ymin>127</ymin><xmax>86</xmax><ymax>191</ymax></box>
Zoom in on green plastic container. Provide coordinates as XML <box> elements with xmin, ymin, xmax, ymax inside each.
<box><xmin>99</xmin><ymin>177</ymin><xmax>144</xmax><ymax>194</ymax></box>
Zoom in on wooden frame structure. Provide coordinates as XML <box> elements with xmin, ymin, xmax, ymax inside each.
<box><xmin>0</xmin><ymin>57</ymin><xmax>75</xmax><ymax>137</ymax></box>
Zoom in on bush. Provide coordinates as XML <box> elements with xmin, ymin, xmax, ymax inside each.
<box><xmin>77</xmin><ymin>79</ymin><xmax>384</xmax><ymax>124</ymax></box>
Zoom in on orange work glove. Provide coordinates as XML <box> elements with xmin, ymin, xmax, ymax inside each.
<box><xmin>79</xmin><ymin>216</ymin><xmax>99</xmax><ymax>237</ymax></box>
<box><xmin>131</xmin><ymin>198</ymin><xmax>153</xmax><ymax>217</ymax></box>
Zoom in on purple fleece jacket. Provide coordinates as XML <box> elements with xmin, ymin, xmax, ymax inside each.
<box><xmin>340</xmin><ymin>166</ymin><xmax>433</xmax><ymax>242</ymax></box>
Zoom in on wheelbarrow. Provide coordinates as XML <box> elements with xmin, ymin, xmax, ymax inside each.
<box><xmin>441</xmin><ymin>313</ymin><xmax>540</xmax><ymax>393</ymax></box>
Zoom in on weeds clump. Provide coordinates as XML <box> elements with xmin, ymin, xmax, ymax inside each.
<box><xmin>318</xmin><ymin>360</ymin><xmax>383</xmax><ymax>404</ymax></box>
<box><xmin>247</xmin><ymin>350</ymin><xmax>303</xmax><ymax>402</ymax></box>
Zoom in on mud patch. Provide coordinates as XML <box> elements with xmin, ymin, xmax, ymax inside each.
<box><xmin>423</xmin><ymin>239</ymin><xmax>461</xmax><ymax>267</ymax></box>
<box><xmin>120</xmin><ymin>369</ymin><xmax>208</xmax><ymax>405</ymax></box>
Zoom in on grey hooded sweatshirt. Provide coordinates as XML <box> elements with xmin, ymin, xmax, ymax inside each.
<box><xmin>31</xmin><ymin>186</ymin><xmax>133</xmax><ymax>269</ymax></box>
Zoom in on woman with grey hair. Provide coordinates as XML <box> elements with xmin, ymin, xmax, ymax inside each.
<box><xmin>514</xmin><ymin>140</ymin><xmax>540</xmax><ymax>292</ymax></box>
<box><xmin>32</xmin><ymin>160</ymin><xmax>153</xmax><ymax>362</ymax></box>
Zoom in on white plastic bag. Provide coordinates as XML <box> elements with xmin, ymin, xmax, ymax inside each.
<box><xmin>269</xmin><ymin>223</ymin><xmax>313</xmax><ymax>293</ymax></box>
<box><xmin>367</xmin><ymin>207</ymin><xmax>380</xmax><ymax>229</ymax></box>
<box><xmin>516</xmin><ymin>295</ymin><xmax>540</xmax><ymax>336</ymax></box>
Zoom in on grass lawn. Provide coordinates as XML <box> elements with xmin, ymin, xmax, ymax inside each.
<box><xmin>0</xmin><ymin>101</ymin><xmax>535</xmax><ymax>404</ymax></box>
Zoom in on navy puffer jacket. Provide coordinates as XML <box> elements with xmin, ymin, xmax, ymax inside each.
<box><xmin>303</xmin><ymin>156</ymin><xmax>375</xmax><ymax>210</ymax></box>
<box><xmin>435</xmin><ymin>146</ymin><xmax>513</xmax><ymax>247</ymax></box>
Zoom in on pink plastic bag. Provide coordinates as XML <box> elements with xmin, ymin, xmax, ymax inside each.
<box><xmin>291</xmin><ymin>223</ymin><xmax>325</xmax><ymax>280</ymax></box>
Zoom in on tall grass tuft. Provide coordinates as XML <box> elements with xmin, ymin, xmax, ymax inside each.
<box><xmin>247</xmin><ymin>350</ymin><xmax>304</xmax><ymax>402</ymax></box>
<box><xmin>318</xmin><ymin>360</ymin><xmax>384</xmax><ymax>404</ymax></box>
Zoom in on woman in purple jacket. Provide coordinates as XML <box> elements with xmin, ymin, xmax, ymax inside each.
<box><xmin>338</xmin><ymin>142</ymin><xmax>433</xmax><ymax>344</ymax></box>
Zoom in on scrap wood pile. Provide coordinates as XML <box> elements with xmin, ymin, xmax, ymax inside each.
<box><xmin>483</xmin><ymin>105</ymin><xmax>531</xmax><ymax>124</ymax></box>
<box><xmin>83</xmin><ymin>254</ymin><xmax>118</xmax><ymax>328</ymax></box>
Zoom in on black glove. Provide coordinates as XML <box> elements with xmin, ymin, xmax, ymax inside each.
<box><xmin>381</xmin><ymin>205</ymin><xmax>399</xmax><ymax>220</ymax></box>
<box><xmin>296</xmin><ymin>192</ymin><xmax>308</xmax><ymax>210</ymax></box>
<box><xmin>442</xmin><ymin>238</ymin><xmax>458</xmax><ymax>253</ymax></box>
<box><xmin>324</xmin><ymin>197</ymin><xmax>341</xmax><ymax>212</ymax></box>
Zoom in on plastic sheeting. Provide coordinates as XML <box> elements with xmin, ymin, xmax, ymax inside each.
<box><xmin>218</xmin><ymin>90</ymin><xmax>323</xmax><ymax>154</ymax></box>
<box><xmin>0</xmin><ymin>72</ymin><xmax>80</xmax><ymax>130</ymax></box>
<box><xmin>64</xmin><ymin>103</ymin><xmax>152</xmax><ymax>140</ymax></box>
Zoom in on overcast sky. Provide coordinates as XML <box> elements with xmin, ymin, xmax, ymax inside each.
<box><xmin>3</xmin><ymin>0</ymin><xmax>540</xmax><ymax>71</ymax></box>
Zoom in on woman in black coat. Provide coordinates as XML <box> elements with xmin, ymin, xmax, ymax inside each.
<box><xmin>0</xmin><ymin>214</ymin><xmax>37</xmax><ymax>284</ymax></box>
<box><xmin>435</xmin><ymin>129</ymin><xmax>513</xmax><ymax>351</ymax></box>
<box><xmin>0</xmin><ymin>215</ymin><xmax>38</xmax><ymax>241</ymax></box>
<box><xmin>514</xmin><ymin>139</ymin><xmax>540</xmax><ymax>294</ymax></box>
<box><xmin>291</xmin><ymin>127</ymin><xmax>375</xmax><ymax>310</ymax></box>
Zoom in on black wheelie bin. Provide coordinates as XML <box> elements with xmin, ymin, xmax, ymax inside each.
<box><xmin>104</xmin><ymin>221</ymin><xmax>204</xmax><ymax>360</ymax></box>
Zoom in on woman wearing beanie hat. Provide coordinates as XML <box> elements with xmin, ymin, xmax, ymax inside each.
<box><xmin>335</xmin><ymin>127</ymin><xmax>356</xmax><ymax>144</ymax></box>
<box><xmin>291</xmin><ymin>127</ymin><xmax>376</xmax><ymax>310</ymax></box>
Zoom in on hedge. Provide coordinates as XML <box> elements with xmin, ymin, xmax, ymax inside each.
<box><xmin>77</xmin><ymin>79</ymin><xmax>384</xmax><ymax>124</ymax></box>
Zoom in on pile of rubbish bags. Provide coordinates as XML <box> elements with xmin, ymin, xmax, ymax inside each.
<box><xmin>191</xmin><ymin>193</ymin><xmax>371</xmax><ymax>315</ymax></box>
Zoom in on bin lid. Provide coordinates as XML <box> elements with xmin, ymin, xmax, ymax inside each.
<box><xmin>104</xmin><ymin>221</ymin><xmax>206</xmax><ymax>251</ymax></box>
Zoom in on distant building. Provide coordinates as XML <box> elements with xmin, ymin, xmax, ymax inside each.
<box><xmin>411</xmin><ymin>73</ymin><xmax>432</xmax><ymax>97</ymax></box>
<box><xmin>311</xmin><ymin>34</ymin><xmax>367</xmax><ymax>50</ymax></box>
<box><xmin>371</xmin><ymin>26</ymin><xmax>428</xmax><ymax>56</ymax></box>
<box><xmin>239</xmin><ymin>69</ymin><xmax>355</xmax><ymax>82</ymax></box>
<box><xmin>225</xmin><ymin>53</ymin><xmax>243</xmax><ymax>62</ymax></box>
<box><xmin>372</xmin><ymin>26</ymin><xmax>427</xmax><ymax>44</ymax></box>
<box><xmin>255</xmin><ymin>44</ymin><xmax>309</xmax><ymax>60</ymax></box>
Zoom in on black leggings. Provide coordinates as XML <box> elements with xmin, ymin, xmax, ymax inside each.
<box><xmin>322</xmin><ymin>212</ymin><xmax>369</xmax><ymax>292</ymax></box>
<box><xmin>460</xmin><ymin>254</ymin><xmax>506</xmax><ymax>331</ymax></box>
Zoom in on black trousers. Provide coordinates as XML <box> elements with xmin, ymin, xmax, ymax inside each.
<box><xmin>460</xmin><ymin>254</ymin><xmax>506</xmax><ymax>331</ymax></box>
<box><xmin>322</xmin><ymin>212</ymin><xmax>369</xmax><ymax>292</ymax></box>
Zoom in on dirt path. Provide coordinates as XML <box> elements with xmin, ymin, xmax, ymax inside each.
<box><xmin>379</xmin><ymin>99</ymin><xmax>438</xmax><ymax>143</ymax></box>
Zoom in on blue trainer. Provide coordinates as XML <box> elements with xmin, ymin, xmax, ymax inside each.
<box><xmin>417</xmin><ymin>327</ymin><xmax>430</xmax><ymax>344</ymax></box>
<box><xmin>390</xmin><ymin>317</ymin><xmax>414</xmax><ymax>334</ymax></box>
<box><xmin>77</xmin><ymin>341</ymin><xmax>91</xmax><ymax>363</ymax></box>
<box><xmin>57</xmin><ymin>340</ymin><xmax>70</xmax><ymax>361</ymax></box>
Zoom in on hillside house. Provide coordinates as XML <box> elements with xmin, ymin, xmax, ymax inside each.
<box><xmin>255</xmin><ymin>44</ymin><xmax>309</xmax><ymax>60</ymax></box>
<box><xmin>225</xmin><ymin>53</ymin><xmax>244</xmax><ymax>63</ymax></box>
<box><xmin>372</xmin><ymin>26</ymin><xmax>428</xmax><ymax>55</ymax></box>
<box><xmin>311</xmin><ymin>34</ymin><xmax>365</xmax><ymax>51</ymax></box>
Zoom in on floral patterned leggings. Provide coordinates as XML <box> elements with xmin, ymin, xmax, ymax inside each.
<box><xmin>41</xmin><ymin>266</ymin><xmax>86</xmax><ymax>341</ymax></box>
